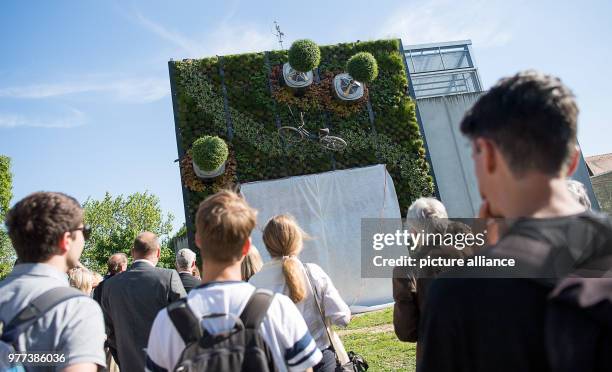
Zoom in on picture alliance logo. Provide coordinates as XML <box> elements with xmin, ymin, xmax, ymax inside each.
<box><xmin>371</xmin><ymin>254</ymin><xmax>516</xmax><ymax>269</ymax></box>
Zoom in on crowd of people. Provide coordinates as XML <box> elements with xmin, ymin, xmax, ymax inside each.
<box><xmin>1</xmin><ymin>70</ymin><xmax>611</xmax><ymax>372</ymax></box>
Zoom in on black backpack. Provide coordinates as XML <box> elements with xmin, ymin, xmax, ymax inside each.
<box><xmin>167</xmin><ymin>289</ymin><xmax>280</xmax><ymax>372</ymax></box>
<box><xmin>546</xmin><ymin>277</ymin><xmax>612</xmax><ymax>372</ymax></box>
<box><xmin>510</xmin><ymin>212</ymin><xmax>612</xmax><ymax>371</ymax></box>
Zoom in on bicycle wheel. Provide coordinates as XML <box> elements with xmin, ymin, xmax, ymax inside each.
<box><xmin>320</xmin><ymin>135</ymin><xmax>347</xmax><ymax>151</ymax></box>
<box><xmin>278</xmin><ymin>126</ymin><xmax>304</xmax><ymax>145</ymax></box>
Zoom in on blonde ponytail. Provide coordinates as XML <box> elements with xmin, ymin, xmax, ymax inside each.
<box><xmin>282</xmin><ymin>256</ymin><xmax>306</xmax><ymax>303</ymax></box>
<box><xmin>262</xmin><ymin>215</ymin><xmax>308</xmax><ymax>303</ymax></box>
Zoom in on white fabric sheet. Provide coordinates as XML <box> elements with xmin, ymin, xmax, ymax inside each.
<box><xmin>241</xmin><ymin>164</ymin><xmax>401</xmax><ymax>308</ymax></box>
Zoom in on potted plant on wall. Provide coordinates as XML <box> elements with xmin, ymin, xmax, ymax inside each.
<box><xmin>191</xmin><ymin>135</ymin><xmax>229</xmax><ymax>179</ymax></box>
<box><xmin>334</xmin><ymin>51</ymin><xmax>378</xmax><ymax>101</ymax></box>
<box><xmin>283</xmin><ymin>39</ymin><xmax>321</xmax><ymax>89</ymax></box>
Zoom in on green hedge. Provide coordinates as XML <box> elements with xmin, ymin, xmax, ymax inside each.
<box><xmin>288</xmin><ymin>39</ymin><xmax>321</xmax><ymax>72</ymax></box>
<box><xmin>347</xmin><ymin>52</ymin><xmax>379</xmax><ymax>83</ymax></box>
<box><xmin>192</xmin><ymin>136</ymin><xmax>228</xmax><ymax>172</ymax></box>
<box><xmin>171</xmin><ymin>39</ymin><xmax>434</xmax><ymax>232</ymax></box>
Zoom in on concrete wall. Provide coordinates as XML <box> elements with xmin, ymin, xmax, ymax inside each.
<box><xmin>173</xmin><ymin>235</ymin><xmax>189</xmax><ymax>253</ymax></box>
<box><xmin>417</xmin><ymin>93</ymin><xmax>482</xmax><ymax>217</ymax></box>
<box><xmin>591</xmin><ymin>171</ymin><xmax>612</xmax><ymax>214</ymax></box>
<box><xmin>416</xmin><ymin>92</ymin><xmax>599</xmax><ymax>217</ymax></box>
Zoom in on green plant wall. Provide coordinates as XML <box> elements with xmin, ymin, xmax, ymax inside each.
<box><xmin>170</xmin><ymin>39</ymin><xmax>434</xmax><ymax>237</ymax></box>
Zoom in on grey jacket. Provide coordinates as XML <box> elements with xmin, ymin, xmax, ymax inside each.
<box><xmin>101</xmin><ymin>260</ymin><xmax>186</xmax><ymax>371</ymax></box>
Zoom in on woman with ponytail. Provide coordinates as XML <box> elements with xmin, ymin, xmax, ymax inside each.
<box><xmin>250</xmin><ymin>215</ymin><xmax>351</xmax><ymax>372</ymax></box>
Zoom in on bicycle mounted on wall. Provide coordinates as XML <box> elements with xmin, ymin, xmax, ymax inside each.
<box><xmin>278</xmin><ymin>107</ymin><xmax>347</xmax><ymax>152</ymax></box>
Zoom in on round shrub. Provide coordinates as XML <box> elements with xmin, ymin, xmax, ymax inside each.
<box><xmin>192</xmin><ymin>136</ymin><xmax>228</xmax><ymax>172</ymax></box>
<box><xmin>346</xmin><ymin>52</ymin><xmax>379</xmax><ymax>83</ymax></box>
<box><xmin>288</xmin><ymin>39</ymin><xmax>321</xmax><ymax>72</ymax></box>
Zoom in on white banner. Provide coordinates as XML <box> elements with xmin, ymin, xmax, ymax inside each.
<box><xmin>241</xmin><ymin>164</ymin><xmax>400</xmax><ymax>309</ymax></box>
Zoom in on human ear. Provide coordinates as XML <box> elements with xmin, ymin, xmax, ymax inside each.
<box><xmin>241</xmin><ymin>238</ymin><xmax>251</xmax><ymax>257</ymax></box>
<box><xmin>57</xmin><ymin>232</ymin><xmax>71</xmax><ymax>254</ymax></box>
<box><xmin>481</xmin><ymin>139</ymin><xmax>497</xmax><ymax>174</ymax></box>
<box><xmin>565</xmin><ymin>145</ymin><xmax>580</xmax><ymax>177</ymax></box>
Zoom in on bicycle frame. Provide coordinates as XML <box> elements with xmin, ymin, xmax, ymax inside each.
<box><xmin>294</xmin><ymin>124</ymin><xmax>312</xmax><ymax>139</ymax></box>
<box><xmin>278</xmin><ymin>108</ymin><xmax>347</xmax><ymax>152</ymax></box>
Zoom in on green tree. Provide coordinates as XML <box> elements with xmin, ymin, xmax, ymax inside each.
<box><xmin>81</xmin><ymin>191</ymin><xmax>175</xmax><ymax>273</ymax></box>
<box><xmin>0</xmin><ymin>155</ymin><xmax>14</xmax><ymax>279</ymax></box>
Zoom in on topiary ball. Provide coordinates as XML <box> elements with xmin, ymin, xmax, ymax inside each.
<box><xmin>346</xmin><ymin>52</ymin><xmax>379</xmax><ymax>83</ymax></box>
<box><xmin>192</xmin><ymin>136</ymin><xmax>228</xmax><ymax>172</ymax></box>
<box><xmin>288</xmin><ymin>39</ymin><xmax>321</xmax><ymax>73</ymax></box>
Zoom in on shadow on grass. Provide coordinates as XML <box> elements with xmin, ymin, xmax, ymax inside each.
<box><xmin>336</xmin><ymin>307</ymin><xmax>417</xmax><ymax>371</ymax></box>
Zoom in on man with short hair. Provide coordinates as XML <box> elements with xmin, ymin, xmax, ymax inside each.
<box><xmin>418</xmin><ymin>71</ymin><xmax>612</xmax><ymax>371</ymax></box>
<box><xmin>93</xmin><ymin>252</ymin><xmax>128</xmax><ymax>304</ymax></box>
<box><xmin>102</xmin><ymin>231</ymin><xmax>185</xmax><ymax>372</ymax></box>
<box><xmin>175</xmin><ymin>248</ymin><xmax>200</xmax><ymax>293</ymax></box>
<box><xmin>108</xmin><ymin>252</ymin><xmax>128</xmax><ymax>275</ymax></box>
<box><xmin>0</xmin><ymin>192</ymin><xmax>106</xmax><ymax>371</ymax></box>
<box><xmin>146</xmin><ymin>190</ymin><xmax>321</xmax><ymax>371</ymax></box>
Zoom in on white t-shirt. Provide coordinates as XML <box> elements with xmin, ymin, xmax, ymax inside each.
<box><xmin>145</xmin><ymin>280</ymin><xmax>322</xmax><ymax>372</ymax></box>
<box><xmin>249</xmin><ymin>260</ymin><xmax>351</xmax><ymax>350</ymax></box>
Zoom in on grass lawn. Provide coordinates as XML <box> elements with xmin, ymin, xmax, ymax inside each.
<box><xmin>343</xmin><ymin>307</ymin><xmax>396</xmax><ymax>330</ymax></box>
<box><xmin>336</xmin><ymin>307</ymin><xmax>417</xmax><ymax>371</ymax></box>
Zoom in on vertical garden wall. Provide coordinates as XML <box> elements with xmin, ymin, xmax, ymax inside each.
<box><xmin>169</xmin><ymin>39</ymin><xmax>435</xmax><ymax>244</ymax></box>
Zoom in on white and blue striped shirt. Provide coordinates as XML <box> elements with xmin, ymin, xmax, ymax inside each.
<box><xmin>145</xmin><ymin>280</ymin><xmax>322</xmax><ymax>371</ymax></box>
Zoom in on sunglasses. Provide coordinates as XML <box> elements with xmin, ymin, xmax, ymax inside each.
<box><xmin>72</xmin><ymin>225</ymin><xmax>92</xmax><ymax>241</ymax></box>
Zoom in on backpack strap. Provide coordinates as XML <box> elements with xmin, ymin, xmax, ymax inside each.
<box><xmin>167</xmin><ymin>298</ymin><xmax>203</xmax><ymax>344</ymax></box>
<box><xmin>240</xmin><ymin>289</ymin><xmax>274</xmax><ymax>330</ymax></box>
<box><xmin>1</xmin><ymin>286</ymin><xmax>85</xmax><ymax>343</ymax></box>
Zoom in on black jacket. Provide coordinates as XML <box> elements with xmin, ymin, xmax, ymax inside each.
<box><xmin>178</xmin><ymin>272</ymin><xmax>201</xmax><ymax>293</ymax></box>
<box><xmin>101</xmin><ymin>261</ymin><xmax>186</xmax><ymax>372</ymax></box>
<box><xmin>546</xmin><ymin>277</ymin><xmax>612</xmax><ymax>372</ymax></box>
<box><xmin>418</xmin><ymin>212</ymin><xmax>612</xmax><ymax>372</ymax></box>
<box><xmin>92</xmin><ymin>274</ymin><xmax>112</xmax><ymax>305</ymax></box>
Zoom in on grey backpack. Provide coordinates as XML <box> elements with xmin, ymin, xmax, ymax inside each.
<box><xmin>167</xmin><ymin>289</ymin><xmax>280</xmax><ymax>372</ymax></box>
<box><xmin>0</xmin><ymin>287</ymin><xmax>84</xmax><ymax>372</ymax></box>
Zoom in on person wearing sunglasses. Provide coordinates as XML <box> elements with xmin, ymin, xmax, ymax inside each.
<box><xmin>0</xmin><ymin>192</ymin><xmax>106</xmax><ymax>372</ymax></box>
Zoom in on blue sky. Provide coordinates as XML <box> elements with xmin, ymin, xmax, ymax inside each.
<box><xmin>1</xmin><ymin>0</ymin><xmax>611</xmax><ymax>232</ymax></box>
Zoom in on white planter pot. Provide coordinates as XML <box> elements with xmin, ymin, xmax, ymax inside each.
<box><xmin>333</xmin><ymin>73</ymin><xmax>364</xmax><ymax>101</ymax></box>
<box><xmin>192</xmin><ymin>159</ymin><xmax>226</xmax><ymax>179</ymax></box>
<box><xmin>282</xmin><ymin>62</ymin><xmax>313</xmax><ymax>88</ymax></box>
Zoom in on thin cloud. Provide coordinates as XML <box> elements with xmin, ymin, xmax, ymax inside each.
<box><xmin>378</xmin><ymin>0</ymin><xmax>520</xmax><ymax>48</ymax></box>
<box><xmin>135</xmin><ymin>12</ymin><xmax>205</xmax><ymax>56</ymax></box>
<box><xmin>0</xmin><ymin>108</ymin><xmax>87</xmax><ymax>129</ymax></box>
<box><xmin>0</xmin><ymin>82</ymin><xmax>95</xmax><ymax>99</ymax></box>
<box><xmin>0</xmin><ymin>77</ymin><xmax>169</xmax><ymax>103</ymax></box>
<box><xmin>206</xmin><ymin>24</ymin><xmax>277</xmax><ymax>56</ymax></box>
<box><xmin>133</xmin><ymin>11</ymin><xmax>276</xmax><ymax>58</ymax></box>
<box><xmin>109</xmin><ymin>78</ymin><xmax>169</xmax><ymax>103</ymax></box>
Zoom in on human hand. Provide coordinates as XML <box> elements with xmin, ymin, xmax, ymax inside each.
<box><xmin>479</xmin><ymin>200</ymin><xmax>499</xmax><ymax>246</ymax></box>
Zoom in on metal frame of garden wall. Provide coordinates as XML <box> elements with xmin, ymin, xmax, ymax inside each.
<box><xmin>168</xmin><ymin>60</ymin><xmax>197</xmax><ymax>251</ymax></box>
